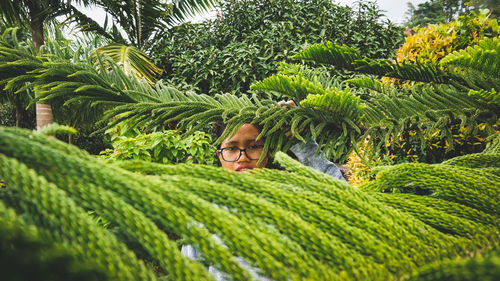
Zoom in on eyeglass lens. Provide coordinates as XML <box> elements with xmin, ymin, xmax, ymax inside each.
<box><xmin>221</xmin><ymin>146</ymin><xmax>263</xmax><ymax>161</ymax></box>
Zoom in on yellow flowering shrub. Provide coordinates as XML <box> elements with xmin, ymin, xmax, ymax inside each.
<box><xmin>396</xmin><ymin>10</ymin><xmax>499</xmax><ymax>64</ymax></box>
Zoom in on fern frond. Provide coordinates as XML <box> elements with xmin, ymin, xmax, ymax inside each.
<box><xmin>293</xmin><ymin>42</ymin><xmax>458</xmax><ymax>84</ymax></box>
<box><xmin>441</xmin><ymin>36</ymin><xmax>500</xmax><ymax>79</ymax></box>
<box><xmin>300</xmin><ymin>87</ymin><xmax>364</xmax><ymax>122</ymax></box>
<box><xmin>293</xmin><ymin>42</ymin><xmax>362</xmax><ymax>70</ymax></box>
<box><xmin>276</xmin><ymin>62</ymin><xmax>345</xmax><ymax>90</ymax></box>
<box><xmin>251</xmin><ymin>74</ymin><xmax>326</xmax><ymax>101</ymax></box>
<box><xmin>345</xmin><ymin>77</ymin><xmax>389</xmax><ymax>93</ymax></box>
<box><xmin>468</xmin><ymin>88</ymin><xmax>500</xmax><ymax>106</ymax></box>
<box><xmin>0</xmin><ymin>155</ymin><xmax>157</xmax><ymax>281</ymax></box>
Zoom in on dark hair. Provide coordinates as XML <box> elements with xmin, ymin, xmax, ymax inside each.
<box><xmin>212</xmin><ymin>121</ymin><xmax>227</xmax><ymax>147</ymax></box>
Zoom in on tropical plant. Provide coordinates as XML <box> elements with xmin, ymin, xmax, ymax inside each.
<box><xmin>254</xmin><ymin>38</ymin><xmax>498</xmax><ymax>160</ymax></box>
<box><xmin>0</xmin><ymin>27</ymin><xmax>152</xmax><ymax>128</ymax></box>
<box><xmin>1</xmin><ymin>32</ymin><xmax>498</xmax><ymax>165</ymax></box>
<box><xmin>0</xmin><ymin>25</ymin><xmax>35</xmax><ymax>128</ymax></box>
<box><xmin>341</xmin><ymin>11</ymin><xmax>498</xmax><ymax>180</ymax></box>
<box><xmin>0</xmin><ymin>0</ymin><xmax>218</xmax><ymax>128</ymax></box>
<box><xmin>0</xmin><ymin>126</ymin><xmax>498</xmax><ymax>280</ymax></box>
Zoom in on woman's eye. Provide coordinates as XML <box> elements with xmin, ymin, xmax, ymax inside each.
<box><xmin>225</xmin><ymin>146</ymin><xmax>237</xmax><ymax>151</ymax></box>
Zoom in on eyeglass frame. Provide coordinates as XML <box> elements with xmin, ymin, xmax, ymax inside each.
<box><xmin>217</xmin><ymin>145</ymin><xmax>265</xmax><ymax>162</ymax></box>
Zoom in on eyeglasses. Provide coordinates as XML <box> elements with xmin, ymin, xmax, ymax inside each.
<box><xmin>218</xmin><ymin>145</ymin><xmax>264</xmax><ymax>162</ymax></box>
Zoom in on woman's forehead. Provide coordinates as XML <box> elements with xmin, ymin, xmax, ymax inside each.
<box><xmin>223</xmin><ymin>124</ymin><xmax>262</xmax><ymax>144</ymax></box>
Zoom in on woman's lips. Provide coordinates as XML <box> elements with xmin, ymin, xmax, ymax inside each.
<box><xmin>235</xmin><ymin>166</ymin><xmax>252</xmax><ymax>172</ymax></box>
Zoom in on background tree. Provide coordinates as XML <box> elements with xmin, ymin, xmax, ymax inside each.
<box><xmin>405</xmin><ymin>0</ymin><xmax>471</xmax><ymax>27</ymax></box>
<box><xmin>0</xmin><ymin>24</ymin><xmax>34</xmax><ymax>128</ymax></box>
<box><xmin>0</xmin><ymin>0</ymin><xmax>218</xmax><ymax>128</ymax></box>
<box><xmin>0</xmin><ymin>0</ymin><xmax>66</xmax><ymax>128</ymax></box>
<box><xmin>152</xmin><ymin>0</ymin><xmax>404</xmax><ymax>95</ymax></box>
<box><xmin>470</xmin><ymin>0</ymin><xmax>500</xmax><ymax>17</ymax></box>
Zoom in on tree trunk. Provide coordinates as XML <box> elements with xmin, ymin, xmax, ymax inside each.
<box><xmin>36</xmin><ymin>104</ymin><xmax>53</xmax><ymax>129</ymax></box>
<box><xmin>28</xmin><ymin>3</ymin><xmax>54</xmax><ymax>129</ymax></box>
<box><xmin>14</xmin><ymin>103</ymin><xmax>35</xmax><ymax>129</ymax></box>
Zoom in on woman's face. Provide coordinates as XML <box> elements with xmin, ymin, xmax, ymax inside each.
<box><xmin>217</xmin><ymin>124</ymin><xmax>269</xmax><ymax>172</ymax></box>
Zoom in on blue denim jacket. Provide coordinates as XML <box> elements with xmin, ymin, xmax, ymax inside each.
<box><xmin>290</xmin><ymin>138</ymin><xmax>346</xmax><ymax>181</ymax></box>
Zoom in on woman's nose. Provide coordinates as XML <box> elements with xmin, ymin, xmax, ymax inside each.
<box><xmin>237</xmin><ymin>150</ymin><xmax>251</xmax><ymax>162</ymax></box>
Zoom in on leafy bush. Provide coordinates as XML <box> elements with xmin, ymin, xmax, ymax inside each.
<box><xmin>0</xmin><ymin>103</ymin><xmax>16</xmax><ymax>127</ymax></box>
<box><xmin>396</xmin><ymin>10</ymin><xmax>499</xmax><ymax>64</ymax></box>
<box><xmin>153</xmin><ymin>0</ymin><xmax>404</xmax><ymax>95</ymax></box>
<box><xmin>100</xmin><ymin>130</ymin><xmax>216</xmax><ymax>165</ymax></box>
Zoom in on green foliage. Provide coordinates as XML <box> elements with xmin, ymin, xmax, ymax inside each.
<box><xmin>0</xmin><ymin>156</ymin><xmax>158</xmax><ymax>281</ymax></box>
<box><xmin>406</xmin><ymin>0</ymin><xmax>500</xmax><ymax>28</ymax></box>
<box><xmin>287</xmin><ymin>32</ymin><xmax>499</xmax><ymax>161</ymax></box>
<box><xmin>371</xmin><ymin>192</ymin><xmax>496</xmax><ymax>240</ymax></box>
<box><xmin>360</xmin><ymin>162</ymin><xmax>500</xmax><ymax>216</ymax></box>
<box><xmin>469</xmin><ymin>88</ymin><xmax>500</xmax><ymax>105</ymax></box>
<box><xmin>398</xmin><ymin>11</ymin><xmax>499</xmax><ymax>65</ymax></box>
<box><xmin>484</xmin><ymin>133</ymin><xmax>500</xmax><ymax>153</ymax></box>
<box><xmin>1</xmin><ymin>14</ymin><xmax>498</xmax><ymax>165</ymax></box>
<box><xmin>153</xmin><ymin>0</ymin><xmax>404</xmax><ymax>95</ymax></box>
<box><xmin>440</xmin><ymin>35</ymin><xmax>500</xmax><ymax>97</ymax></box>
<box><xmin>441</xmin><ymin>151</ymin><xmax>500</xmax><ymax>168</ymax></box>
<box><xmin>37</xmin><ymin>122</ymin><xmax>77</xmax><ymax>136</ymax></box>
<box><xmin>251</xmin><ymin>74</ymin><xmax>328</xmax><ymax>101</ymax></box>
<box><xmin>405</xmin><ymin>0</ymin><xmax>449</xmax><ymax>26</ymax></box>
<box><xmin>100</xmin><ymin>130</ymin><xmax>216</xmax><ymax>165</ymax></box>
<box><xmin>407</xmin><ymin>249</ymin><xmax>500</xmax><ymax>281</ymax></box>
<box><xmin>300</xmin><ymin>87</ymin><xmax>364</xmax><ymax>122</ymax></box>
<box><xmin>0</xmin><ymin>102</ymin><xmax>16</xmax><ymax>126</ymax></box>
<box><xmin>2</xmin><ymin>34</ymin><xmax>496</xmax><ymax>163</ymax></box>
<box><xmin>405</xmin><ymin>0</ymin><xmax>472</xmax><ymax>27</ymax></box>
<box><xmin>0</xmin><ymin>127</ymin><xmax>498</xmax><ymax>280</ymax></box>
<box><xmin>0</xmin><ymin>201</ymin><xmax>107</xmax><ymax>281</ymax></box>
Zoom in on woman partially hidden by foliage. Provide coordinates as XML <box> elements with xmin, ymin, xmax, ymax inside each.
<box><xmin>214</xmin><ymin>121</ymin><xmax>346</xmax><ymax>180</ymax></box>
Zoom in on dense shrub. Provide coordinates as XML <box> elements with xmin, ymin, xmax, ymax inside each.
<box><xmin>152</xmin><ymin>0</ymin><xmax>404</xmax><ymax>95</ymax></box>
<box><xmin>0</xmin><ymin>103</ymin><xmax>16</xmax><ymax>127</ymax></box>
<box><xmin>99</xmin><ymin>120</ymin><xmax>216</xmax><ymax>164</ymax></box>
<box><xmin>396</xmin><ymin>10</ymin><xmax>499</xmax><ymax>64</ymax></box>
<box><xmin>100</xmin><ymin>130</ymin><xmax>216</xmax><ymax>165</ymax></box>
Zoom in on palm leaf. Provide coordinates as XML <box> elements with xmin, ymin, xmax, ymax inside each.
<box><xmin>168</xmin><ymin>0</ymin><xmax>219</xmax><ymax>25</ymax></box>
<box><xmin>293</xmin><ymin>41</ymin><xmax>461</xmax><ymax>84</ymax></box>
<box><xmin>95</xmin><ymin>44</ymin><xmax>163</xmax><ymax>84</ymax></box>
